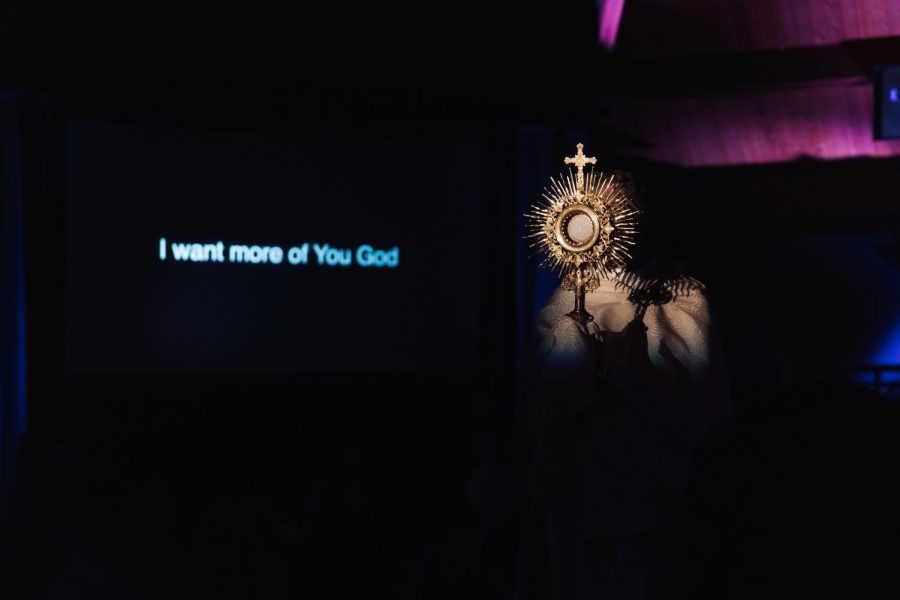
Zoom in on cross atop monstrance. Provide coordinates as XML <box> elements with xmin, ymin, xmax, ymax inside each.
<box><xmin>564</xmin><ymin>143</ymin><xmax>597</xmax><ymax>193</ymax></box>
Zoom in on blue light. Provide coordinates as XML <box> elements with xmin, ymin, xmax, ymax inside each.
<box><xmin>882</xmin><ymin>370</ymin><xmax>900</xmax><ymax>384</ymax></box>
<box><xmin>797</xmin><ymin>235</ymin><xmax>900</xmax><ymax>369</ymax></box>
<box><xmin>890</xmin><ymin>87</ymin><xmax>899</xmax><ymax>103</ymax></box>
<box><xmin>875</xmin><ymin>321</ymin><xmax>900</xmax><ymax>364</ymax></box>
<box><xmin>851</xmin><ymin>370</ymin><xmax>875</xmax><ymax>386</ymax></box>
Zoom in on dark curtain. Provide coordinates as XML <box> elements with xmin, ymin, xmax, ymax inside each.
<box><xmin>0</xmin><ymin>96</ymin><xmax>28</xmax><ymax>513</ymax></box>
<box><xmin>513</xmin><ymin>126</ymin><xmax>588</xmax><ymax>600</ymax></box>
<box><xmin>514</xmin><ymin>126</ymin><xmax>587</xmax><ymax>410</ymax></box>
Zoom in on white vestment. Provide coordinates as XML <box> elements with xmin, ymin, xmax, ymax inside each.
<box><xmin>532</xmin><ymin>276</ymin><xmax>730</xmax><ymax>535</ymax></box>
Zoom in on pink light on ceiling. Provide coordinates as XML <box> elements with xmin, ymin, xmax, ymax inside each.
<box><xmin>599</xmin><ymin>0</ymin><xmax>626</xmax><ymax>50</ymax></box>
<box><xmin>615</xmin><ymin>0</ymin><xmax>900</xmax><ymax>58</ymax></box>
<box><xmin>610</xmin><ymin>78</ymin><xmax>900</xmax><ymax>166</ymax></box>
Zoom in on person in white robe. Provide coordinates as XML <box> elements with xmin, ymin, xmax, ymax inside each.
<box><xmin>524</xmin><ymin>271</ymin><xmax>730</xmax><ymax>599</ymax></box>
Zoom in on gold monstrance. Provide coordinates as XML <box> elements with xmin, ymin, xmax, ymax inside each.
<box><xmin>526</xmin><ymin>143</ymin><xmax>638</xmax><ymax>325</ymax></box>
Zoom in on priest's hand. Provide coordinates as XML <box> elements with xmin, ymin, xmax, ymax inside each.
<box><xmin>535</xmin><ymin>313</ymin><xmax>603</xmax><ymax>389</ymax></box>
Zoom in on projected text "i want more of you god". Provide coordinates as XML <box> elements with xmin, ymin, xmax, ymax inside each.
<box><xmin>158</xmin><ymin>238</ymin><xmax>400</xmax><ymax>268</ymax></box>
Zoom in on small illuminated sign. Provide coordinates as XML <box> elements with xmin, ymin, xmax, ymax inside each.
<box><xmin>876</xmin><ymin>66</ymin><xmax>900</xmax><ymax>139</ymax></box>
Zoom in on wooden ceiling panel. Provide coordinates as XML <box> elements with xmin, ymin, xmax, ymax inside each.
<box><xmin>609</xmin><ymin>78</ymin><xmax>900</xmax><ymax>166</ymax></box>
<box><xmin>616</xmin><ymin>0</ymin><xmax>900</xmax><ymax>57</ymax></box>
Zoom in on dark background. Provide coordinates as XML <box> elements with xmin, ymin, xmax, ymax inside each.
<box><xmin>1</xmin><ymin>1</ymin><xmax>900</xmax><ymax>598</ymax></box>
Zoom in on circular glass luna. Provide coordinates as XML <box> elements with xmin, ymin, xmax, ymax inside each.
<box><xmin>554</xmin><ymin>204</ymin><xmax>601</xmax><ymax>253</ymax></box>
<box><xmin>567</xmin><ymin>213</ymin><xmax>594</xmax><ymax>243</ymax></box>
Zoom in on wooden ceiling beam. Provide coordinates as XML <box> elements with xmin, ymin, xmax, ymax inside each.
<box><xmin>602</xmin><ymin>36</ymin><xmax>900</xmax><ymax>101</ymax></box>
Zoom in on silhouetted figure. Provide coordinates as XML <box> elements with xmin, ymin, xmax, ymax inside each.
<box><xmin>677</xmin><ymin>270</ymin><xmax>900</xmax><ymax>597</ymax></box>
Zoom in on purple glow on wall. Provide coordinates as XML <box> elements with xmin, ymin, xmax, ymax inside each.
<box><xmin>598</xmin><ymin>0</ymin><xmax>626</xmax><ymax>50</ymax></box>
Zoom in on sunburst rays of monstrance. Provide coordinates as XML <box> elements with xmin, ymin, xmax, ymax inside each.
<box><xmin>526</xmin><ymin>143</ymin><xmax>639</xmax><ymax>325</ymax></box>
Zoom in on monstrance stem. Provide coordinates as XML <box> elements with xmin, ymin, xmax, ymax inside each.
<box><xmin>566</xmin><ymin>263</ymin><xmax>594</xmax><ymax>325</ymax></box>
